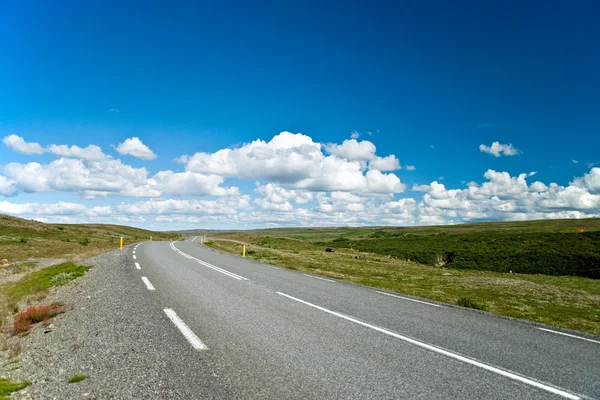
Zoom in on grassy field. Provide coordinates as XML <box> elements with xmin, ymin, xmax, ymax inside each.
<box><xmin>0</xmin><ymin>214</ymin><xmax>182</xmax><ymax>326</ymax></box>
<box><xmin>0</xmin><ymin>214</ymin><xmax>182</xmax><ymax>263</ymax></box>
<box><xmin>204</xmin><ymin>219</ymin><xmax>600</xmax><ymax>335</ymax></box>
<box><xmin>204</xmin><ymin>219</ymin><xmax>600</xmax><ymax>278</ymax></box>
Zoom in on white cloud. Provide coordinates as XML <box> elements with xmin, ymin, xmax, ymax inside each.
<box><xmin>479</xmin><ymin>141</ymin><xmax>520</xmax><ymax>157</ymax></box>
<box><xmin>115</xmin><ymin>137</ymin><xmax>157</xmax><ymax>160</ymax></box>
<box><xmin>254</xmin><ymin>198</ymin><xmax>293</xmax><ymax>211</ymax></box>
<box><xmin>350</xmin><ymin>131</ymin><xmax>361</xmax><ymax>139</ymax></box>
<box><xmin>369</xmin><ymin>155</ymin><xmax>400</xmax><ymax>171</ymax></box>
<box><xmin>3</xmin><ymin>130</ymin><xmax>599</xmax><ymax>230</ymax></box>
<box><xmin>3</xmin><ymin>134</ymin><xmax>45</xmax><ymax>155</ymax></box>
<box><xmin>0</xmin><ymin>176</ymin><xmax>17</xmax><ymax>196</ymax></box>
<box><xmin>151</xmin><ymin>170</ymin><xmax>239</xmax><ymax>197</ymax></box>
<box><xmin>405</xmin><ymin>165</ymin><xmax>416</xmax><ymax>171</ymax></box>
<box><xmin>173</xmin><ymin>155</ymin><xmax>189</xmax><ymax>164</ymax></box>
<box><xmin>2</xmin><ymin>158</ymin><xmax>160</xmax><ymax>197</ymax></box>
<box><xmin>572</xmin><ymin>160</ymin><xmax>579</xmax><ymax>164</ymax></box>
<box><xmin>184</xmin><ymin>132</ymin><xmax>404</xmax><ymax>194</ymax></box>
<box><xmin>412</xmin><ymin>184</ymin><xmax>430</xmax><ymax>192</ymax></box>
<box><xmin>255</xmin><ymin>183</ymin><xmax>313</xmax><ymax>204</ymax></box>
<box><xmin>572</xmin><ymin>167</ymin><xmax>600</xmax><ymax>194</ymax></box>
<box><xmin>325</xmin><ymin>139</ymin><xmax>376</xmax><ymax>161</ymax></box>
<box><xmin>2</xmin><ymin>166</ymin><xmax>600</xmax><ymax>229</ymax></box>
<box><xmin>47</xmin><ymin>144</ymin><xmax>106</xmax><ymax>161</ymax></box>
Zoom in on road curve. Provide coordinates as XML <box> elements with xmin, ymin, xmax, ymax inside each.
<box><xmin>128</xmin><ymin>238</ymin><xmax>600</xmax><ymax>399</ymax></box>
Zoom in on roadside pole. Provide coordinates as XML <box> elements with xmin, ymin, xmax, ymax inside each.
<box><xmin>120</xmin><ymin>237</ymin><xmax>123</xmax><ymax>250</ymax></box>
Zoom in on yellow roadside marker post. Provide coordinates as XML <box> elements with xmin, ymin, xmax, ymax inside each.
<box><xmin>150</xmin><ymin>236</ymin><xmax>152</xmax><ymax>241</ymax></box>
<box><xmin>243</xmin><ymin>245</ymin><xmax>246</xmax><ymax>257</ymax></box>
<box><xmin>120</xmin><ymin>237</ymin><xmax>123</xmax><ymax>250</ymax></box>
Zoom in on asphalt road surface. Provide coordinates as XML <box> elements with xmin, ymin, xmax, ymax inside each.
<box><xmin>128</xmin><ymin>238</ymin><xmax>600</xmax><ymax>399</ymax></box>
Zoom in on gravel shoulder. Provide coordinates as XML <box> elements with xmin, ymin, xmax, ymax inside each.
<box><xmin>1</xmin><ymin>245</ymin><xmax>232</xmax><ymax>399</ymax></box>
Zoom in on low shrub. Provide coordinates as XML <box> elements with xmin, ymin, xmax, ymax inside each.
<box><xmin>10</xmin><ymin>303</ymin><xmax>66</xmax><ymax>335</ymax></box>
<box><xmin>321</xmin><ymin>231</ymin><xmax>600</xmax><ymax>278</ymax></box>
<box><xmin>51</xmin><ymin>272</ymin><xmax>72</xmax><ymax>285</ymax></box>
<box><xmin>457</xmin><ymin>297</ymin><xmax>488</xmax><ymax>311</ymax></box>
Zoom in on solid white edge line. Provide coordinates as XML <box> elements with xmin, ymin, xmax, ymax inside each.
<box><xmin>303</xmin><ymin>274</ymin><xmax>335</xmax><ymax>283</ymax></box>
<box><xmin>134</xmin><ymin>262</ymin><xmax>141</xmax><ymax>270</ymax></box>
<box><xmin>164</xmin><ymin>308</ymin><xmax>208</xmax><ymax>351</ymax></box>
<box><xmin>538</xmin><ymin>328</ymin><xmax>600</xmax><ymax>345</ymax></box>
<box><xmin>376</xmin><ymin>291</ymin><xmax>444</xmax><ymax>308</ymax></box>
<box><xmin>141</xmin><ymin>276</ymin><xmax>155</xmax><ymax>291</ymax></box>
<box><xmin>170</xmin><ymin>242</ymin><xmax>248</xmax><ymax>281</ymax></box>
<box><xmin>276</xmin><ymin>292</ymin><xmax>580</xmax><ymax>400</ymax></box>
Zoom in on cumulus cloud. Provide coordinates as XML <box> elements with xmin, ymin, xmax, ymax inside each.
<box><xmin>2</xmin><ymin>168</ymin><xmax>600</xmax><ymax>228</ymax></box>
<box><xmin>350</xmin><ymin>131</ymin><xmax>361</xmax><ymax>139</ymax></box>
<box><xmin>47</xmin><ymin>144</ymin><xmax>106</xmax><ymax>161</ymax></box>
<box><xmin>3</xmin><ymin>130</ymin><xmax>599</xmax><ymax>230</ymax></box>
<box><xmin>255</xmin><ymin>183</ymin><xmax>313</xmax><ymax>204</ymax></box>
<box><xmin>412</xmin><ymin>184</ymin><xmax>430</xmax><ymax>192</ymax></box>
<box><xmin>479</xmin><ymin>141</ymin><xmax>520</xmax><ymax>157</ymax></box>
<box><xmin>115</xmin><ymin>137</ymin><xmax>157</xmax><ymax>160</ymax></box>
<box><xmin>3</xmin><ymin>134</ymin><xmax>45</xmax><ymax>155</ymax></box>
<box><xmin>572</xmin><ymin>167</ymin><xmax>600</xmax><ymax>194</ymax></box>
<box><xmin>2</xmin><ymin>158</ymin><xmax>160</xmax><ymax>197</ymax></box>
<box><xmin>369</xmin><ymin>155</ymin><xmax>401</xmax><ymax>171</ymax></box>
<box><xmin>0</xmin><ymin>157</ymin><xmax>241</xmax><ymax>199</ymax></box>
<box><xmin>0</xmin><ymin>176</ymin><xmax>17</xmax><ymax>196</ymax></box>
<box><xmin>183</xmin><ymin>132</ymin><xmax>405</xmax><ymax>194</ymax></box>
<box><xmin>325</xmin><ymin>139</ymin><xmax>376</xmax><ymax>161</ymax></box>
<box><xmin>151</xmin><ymin>171</ymin><xmax>239</xmax><ymax>197</ymax></box>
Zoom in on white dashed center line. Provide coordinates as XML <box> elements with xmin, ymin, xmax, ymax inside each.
<box><xmin>164</xmin><ymin>308</ymin><xmax>208</xmax><ymax>351</ymax></box>
<box><xmin>135</xmin><ymin>262</ymin><xmax>141</xmax><ymax>270</ymax></box>
<box><xmin>141</xmin><ymin>276</ymin><xmax>155</xmax><ymax>291</ymax></box>
<box><xmin>170</xmin><ymin>242</ymin><xmax>247</xmax><ymax>281</ymax></box>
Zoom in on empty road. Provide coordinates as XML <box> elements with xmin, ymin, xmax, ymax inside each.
<box><xmin>127</xmin><ymin>238</ymin><xmax>600</xmax><ymax>399</ymax></box>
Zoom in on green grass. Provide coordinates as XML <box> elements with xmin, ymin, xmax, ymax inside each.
<box><xmin>0</xmin><ymin>262</ymin><xmax>92</xmax><ymax>324</ymax></box>
<box><xmin>205</xmin><ymin>219</ymin><xmax>600</xmax><ymax>278</ymax></box>
<box><xmin>0</xmin><ymin>378</ymin><xmax>30</xmax><ymax>400</ymax></box>
<box><xmin>457</xmin><ymin>297</ymin><xmax>488</xmax><ymax>311</ymax></box>
<box><xmin>0</xmin><ymin>213</ymin><xmax>183</xmax><ymax>263</ymax></box>
<box><xmin>68</xmin><ymin>374</ymin><xmax>87</xmax><ymax>383</ymax></box>
<box><xmin>205</xmin><ymin>225</ymin><xmax>600</xmax><ymax>335</ymax></box>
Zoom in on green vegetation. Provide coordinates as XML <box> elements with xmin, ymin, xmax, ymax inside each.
<box><xmin>0</xmin><ymin>378</ymin><xmax>30</xmax><ymax>400</ymax></box>
<box><xmin>205</xmin><ymin>218</ymin><xmax>600</xmax><ymax>334</ymax></box>
<box><xmin>457</xmin><ymin>297</ymin><xmax>488</xmax><ymax>311</ymax></box>
<box><xmin>319</xmin><ymin>230</ymin><xmax>600</xmax><ymax>278</ymax></box>
<box><xmin>0</xmin><ymin>262</ymin><xmax>91</xmax><ymax>324</ymax></box>
<box><xmin>51</xmin><ymin>272</ymin><xmax>74</xmax><ymax>285</ymax></box>
<box><xmin>68</xmin><ymin>374</ymin><xmax>87</xmax><ymax>383</ymax></box>
<box><xmin>10</xmin><ymin>303</ymin><xmax>67</xmax><ymax>335</ymax></box>
<box><xmin>0</xmin><ymin>213</ymin><xmax>182</xmax><ymax>263</ymax></box>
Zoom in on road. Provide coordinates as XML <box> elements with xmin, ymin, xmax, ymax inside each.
<box><xmin>128</xmin><ymin>237</ymin><xmax>600</xmax><ymax>399</ymax></box>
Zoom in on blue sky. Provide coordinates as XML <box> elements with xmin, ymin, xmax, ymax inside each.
<box><xmin>1</xmin><ymin>0</ymin><xmax>599</xmax><ymax>229</ymax></box>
